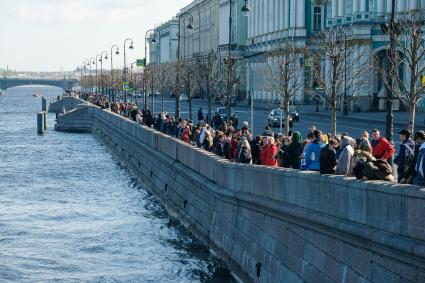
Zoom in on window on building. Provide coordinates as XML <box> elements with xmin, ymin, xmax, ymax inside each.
<box><xmin>313</xmin><ymin>6</ymin><xmax>322</xmax><ymax>32</ymax></box>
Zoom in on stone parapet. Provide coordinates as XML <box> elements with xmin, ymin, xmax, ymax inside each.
<box><xmin>55</xmin><ymin>103</ymin><xmax>425</xmax><ymax>283</ymax></box>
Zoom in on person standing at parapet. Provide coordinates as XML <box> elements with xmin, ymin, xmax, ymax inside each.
<box><xmin>371</xmin><ymin>129</ymin><xmax>395</xmax><ymax>162</ymax></box>
<box><xmin>394</xmin><ymin>129</ymin><xmax>415</xmax><ymax>183</ymax></box>
<box><xmin>304</xmin><ymin>130</ymin><xmax>325</xmax><ymax>171</ymax></box>
<box><xmin>401</xmin><ymin>131</ymin><xmax>425</xmax><ymax>184</ymax></box>
<box><xmin>198</xmin><ymin>108</ymin><xmax>204</xmax><ymax>122</ymax></box>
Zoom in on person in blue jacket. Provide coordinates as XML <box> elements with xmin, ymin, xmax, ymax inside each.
<box><xmin>305</xmin><ymin>130</ymin><xmax>326</xmax><ymax>171</ymax></box>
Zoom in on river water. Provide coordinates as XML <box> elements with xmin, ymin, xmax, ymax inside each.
<box><xmin>0</xmin><ymin>86</ymin><xmax>232</xmax><ymax>282</ymax></box>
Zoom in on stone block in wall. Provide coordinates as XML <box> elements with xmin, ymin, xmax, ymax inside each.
<box><xmin>407</xmin><ymin>195</ymin><xmax>425</xmax><ymax>241</ymax></box>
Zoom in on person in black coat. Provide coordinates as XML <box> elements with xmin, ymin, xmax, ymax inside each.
<box><xmin>198</xmin><ymin>108</ymin><xmax>204</xmax><ymax>122</ymax></box>
<box><xmin>214</xmin><ymin>134</ymin><xmax>231</xmax><ymax>159</ymax></box>
<box><xmin>250</xmin><ymin>136</ymin><xmax>262</xmax><ymax>165</ymax></box>
<box><xmin>320</xmin><ymin>139</ymin><xmax>339</xmax><ymax>174</ymax></box>
<box><xmin>394</xmin><ymin>129</ymin><xmax>415</xmax><ymax>183</ymax></box>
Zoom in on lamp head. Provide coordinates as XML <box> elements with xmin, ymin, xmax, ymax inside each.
<box><xmin>187</xmin><ymin>20</ymin><xmax>194</xmax><ymax>30</ymax></box>
<box><xmin>151</xmin><ymin>37</ymin><xmax>157</xmax><ymax>43</ymax></box>
<box><xmin>129</xmin><ymin>44</ymin><xmax>134</xmax><ymax>50</ymax></box>
<box><xmin>116</xmin><ymin>50</ymin><xmax>120</xmax><ymax>55</ymax></box>
<box><xmin>105</xmin><ymin>55</ymin><xmax>108</xmax><ymax>60</ymax></box>
<box><xmin>241</xmin><ymin>0</ymin><xmax>252</xmax><ymax>16</ymax></box>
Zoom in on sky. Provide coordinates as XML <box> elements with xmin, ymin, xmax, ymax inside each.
<box><xmin>0</xmin><ymin>0</ymin><xmax>192</xmax><ymax>72</ymax></box>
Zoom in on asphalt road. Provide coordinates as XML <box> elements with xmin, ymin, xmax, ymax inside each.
<box><xmin>139</xmin><ymin>97</ymin><xmax>405</xmax><ymax>142</ymax></box>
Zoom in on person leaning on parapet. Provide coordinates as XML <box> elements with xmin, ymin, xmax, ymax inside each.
<box><xmin>401</xmin><ymin>131</ymin><xmax>425</xmax><ymax>184</ymax></box>
<box><xmin>260</xmin><ymin>137</ymin><xmax>278</xmax><ymax>167</ymax></box>
<box><xmin>319</xmin><ymin>138</ymin><xmax>339</xmax><ymax>174</ymax></box>
<box><xmin>135</xmin><ymin>110</ymin><xmax>143</xmax><ymax>125</ymax></box>
<box><xmin>371</xmin><ymin>129</ymin><xmax>395</xmax><ymax>161</ymax></box>
<box><xmin>250</xmin><ymin>136</ymin><xmax>262</xmax><ymax>165</ymax></box>
<box><xmin>351</xmin><ymin>139</ymin><xmax>395</xmax><ymax>182</ymax></box>
<box><xmin>287</xmin><ymin>131</ymin><xmax>303</xmax><ymax>169</ymax></box>
<box><xmin>414</xmin><ymin>131</ymin><xmax>425</xmax><ymax>186</ymax></box>
<box><xmin>238</xmin><ymin>139</ymin><xmax>252</xmax><ymax>164</ymax></box>
<box><xmin>304</xmin><ymin>130</ymin><xmax>325</xmax><ymax>171</ymax></box>
<box><xmin>336</xmin><ymin>136</ymin><xmax>356</xmax><ymax>176</ymax></box>
<box><xmin>394</xmin><ymin>129</ymin><xmax>415</xmax><ymax>183</ymax></box>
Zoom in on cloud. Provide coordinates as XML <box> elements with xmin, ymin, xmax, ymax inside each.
<box><xmin>12</xmin><ymin>0</ymin><xmax>149</xmax><ymax>25</ymax></box>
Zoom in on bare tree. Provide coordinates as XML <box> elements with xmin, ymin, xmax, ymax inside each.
<box><xmin>194</xmin><ymin>51</ymin><xmax>225</xmax><ymax>123</ymax></box>
<box><xmin>264</xmin><ymin>43</ymin><xmax>307</xmax><ymax>134</ymax></box>
<box><xmin>379</xmin><ymin>10</ymin><xmax>425</xmax><ymax>132</ymax></box>
<box><xmin>310</xmin><ymin>29</ymin><xmax>370</xmax><ymax>136</ymax></box>
<box><xmin>171</xmin><ymin>60</ymin><xmax>186</xmax><ymax>118</ymax></box>
<box><xmin>181</xmin><ymin>59</ymin><xmax>196</xmax><ymax>120</ymax></box>
<box><xmin>155</xmin><ymin>63</ymin><xmax>172</xmax><ymax>113</ymax></box>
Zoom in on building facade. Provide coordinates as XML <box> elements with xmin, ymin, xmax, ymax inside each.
<box><xmin>148</xmin><ymin>18</ymin><xmax>179</xmax><ymax>65</ymax></box>
<box><xmin>246</xmin><ymin>0</ymin><xmax>425</xmax><ymax>111</ymax></box>
<box><xmin>149</xmin><ymin>0</ymin><xmax>425</xmax><ymax>111</ymax></box>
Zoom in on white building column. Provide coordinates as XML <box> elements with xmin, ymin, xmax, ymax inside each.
<box><xmin>397</xmin><ymin>0</ymin><xmax>406</xmax><ymax>12</ymax></box>
<box><xmin>332</xmin><ymin>0</ymin><xmax>338</xmax><ymax>18</ymax></box>
<box><xmin>386</xmin><ymin>0</ymin><xmax>393</xmax><ymax>13</ymax></box>
<box><xmin>377</xmin><ymin>0</ymin><xmax>385</xmax><ymax>13</ymax></box>
<box><xmin>284</xmin><ymin>0</ymin><xmax>289</xmax><ymax>29</ymax></box>
<box><xmin>279</xmin><ymin>0</ymin><xmax>284</xmax><ymax>30</ymax></box>
<box><xmin>353</xmin><ymin>0</ymin><xmax>359</xmax><ymax>14</ymax></box>
<box><xmin>260</xmin><ymin>0</ymin><xmax>264</xmax><ymax>35</ymax></box>
<box><xmin>409</xmin><ymin>0</ymin><xmax>417</xmax><ymax>10</ymax></box>
<box><xmin>360</xmin><ymin>0</ymin><xmax>367</xmax><ymax>12</ymax></box>
<box><xmin>290</xmin><ymin>0</ymin><xmax>296</xmax><ymax>28</ymax></box>
<box><xmin>264</xmin><ymin>0</ymin><xmax>269</xmax><ymax>34</ymax></box>
<box><xmin>296</xmin><ymin>0</ymin><xmax>305</xmax><ymax>28</ymax></box>
<box><xmin>255</xmin><ymin>0</ymin><xmax>259</xmax><ymax>37</ymax></box>
<box><xmin>274</xmin><ymin>0</ymin><xmax>279</xmax><ymax>32</ymax></box>
<box><xmin>338</xmin><ymin>0</ymin><xmax>344</xmax><ymax>17</ymax></box>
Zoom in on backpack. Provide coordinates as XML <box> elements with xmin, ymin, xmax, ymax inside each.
<box><xmin>372</xmin><ymin>159</ymin><xmax>393</xmax><ymax>178</ymax></box>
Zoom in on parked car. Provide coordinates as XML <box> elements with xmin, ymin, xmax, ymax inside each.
<box><xmin>289</xmin><ymin>106</ymin><xmax>300</xmax><ymax>121</ymax></box>
<box><xmin>179</xmin><ymin>94</ymin><xmax>189</xmax><ymax>102</ymax></box>
<box><xmin>221</xmin><ymin>95</ymin><xmax>236</xmax><ymax>106</ymax></box>
<box><xmin>216</xmin><ymin>106</ymin><xmax>238</xmax><ymax>121</ymax></box>
<box><xmin>268</xmin><ymin>109</ymin><xmax>293</xmax><ymax>128</ymax></box>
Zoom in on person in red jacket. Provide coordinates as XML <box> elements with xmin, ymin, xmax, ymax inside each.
<box><xmin>371</xmin><ymin>129</ymin><xmax>395</xmax><ymax>161</ymax></box>
<box><xmin>181</xmin><ymin>126</ymin><xmax>191</xmax><ymax>144</ymax></box>
<box><xmin>260</xmin><ymin>137</ymin><xmax>278</xmax><ymax>166</ymax></box>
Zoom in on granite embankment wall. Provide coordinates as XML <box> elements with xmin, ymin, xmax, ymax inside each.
<box><xmin>55</xmin><ymin>99</ymin><xmax>425</xmax><ymax>283</ymax></box>
<box><xmin>49</xmin><ymin>96</ymin><xmax>89</xmax><ymax>113</ymax></box>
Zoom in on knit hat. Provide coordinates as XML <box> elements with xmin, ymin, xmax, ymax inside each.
<box><xmin>358</xmin><ymin>139</ymin><xmax>371</xmax><ymax>152</ymax></box>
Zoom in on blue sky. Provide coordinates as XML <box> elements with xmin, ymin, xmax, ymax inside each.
<box><xmin>0</xmin><ymin>0</ymin><xmax>192</xmax><ymax>72</ymax></box>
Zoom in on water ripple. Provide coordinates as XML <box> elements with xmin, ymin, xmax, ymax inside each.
<box><xmin>0</xmin><ymin>87</ymin><xmax>233</xmax><ymax>282</ymax></box>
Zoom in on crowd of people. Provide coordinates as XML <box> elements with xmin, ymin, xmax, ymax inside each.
<box><xmin>87</xmin><ymin>94</ymin><xmax>425</xmax><ymax>186</ymax></box>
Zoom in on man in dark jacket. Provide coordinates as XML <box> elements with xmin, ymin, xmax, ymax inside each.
<box><xmin>197</xmin><ymin>108</ymin><xmax>204</xmax><ymax>122</ymax></box>
<box><xmin>250</xmin><ymin>135</ymin><xmax>262</xmax><ymax>165</ymax></box>
<box><xmin>319</xmin><ymin>139</ymin><xmax>339</xmax><ymax>174</ymax></box>
<box><xmin>402</xmin><ymin>131</ymin><xmax>425</xmax><ymax>184</ymax></box>
<box><xmin>214</xmin><ymin>134</ymin><xmax>231</xmax><ymax>159</ymax></box>
<box><xmin>394</xmin><ymin>129</ymin><xmax>415</xmax><ymax>182</ymax></box>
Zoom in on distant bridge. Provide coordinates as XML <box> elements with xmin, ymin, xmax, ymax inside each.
<box><xmin>0</xmin><ymin>78</ymin><xmax>78</xmax><ymax>90</ymax></box>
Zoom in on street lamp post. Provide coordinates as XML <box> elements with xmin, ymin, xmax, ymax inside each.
<box><xmin>123</xmin><ymin>38</ymin><xmax>134</xmax><ymax>103</ymax></box>
<box><xmin>130</xmin><ymin>62</ymin><xmax>137</xmax><ymax>103</ymax></box>
<box><xmin>95</xmin><ymin>53</ymin><xmax>102</xmax><ymax>94</ymax></box>
<box><xmin>99</xmin><ymin>51</ymin><xmax>108</xmax><ymax>98</ymax></box>
<box><xmin>225</xmin><ymin>0</ymin><xmax>252</xmax><ymax>121</ymax></box>
<box><xmin>381</xmin><ymin>0</ymin><xmax>398</xmax><ymax>165</ymax></box>
<box><xmin>89</xmin><ymin>57</ymin><xmax>95</xmax><ymax>94</ymax></box>
<box><xmin>176</xmin><ymin>12</ymin><xmax>194</xmax><ymax>119</ymax></box>
<box><xmin>80</xmin><ymin>62</ymin><xmax>85</xmax><ymax>93</ymax></box>
<box><xmin>144</xmin><ymin>29</ymin><xmax>159</xmax><ymax>111</ymax></box>
<box><xmin>110</xmin><ymin>45</ymin><xmax>120</xmax><ymax>102</ymax></box>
